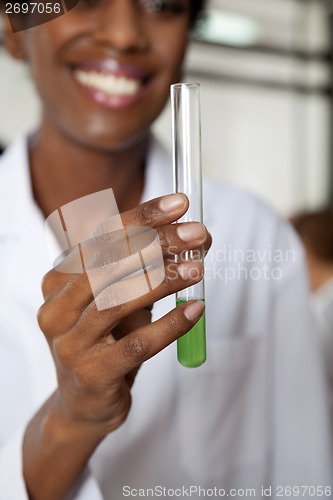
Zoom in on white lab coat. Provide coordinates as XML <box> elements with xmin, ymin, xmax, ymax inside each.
<box><xmin>0</xmin><ymin>137</ymin><xmax>332</xmax><ymax>500</ymax></box>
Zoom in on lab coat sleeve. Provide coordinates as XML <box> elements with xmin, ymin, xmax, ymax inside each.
<box><xmin>272</xmin><ymin>221</ymin><xmax>333</xmax><ymax>492</ymax></box>
<box><xmin>0</xmin><ymin>426</ymin><xmax>103</xmax><ymax>500</ymax></box>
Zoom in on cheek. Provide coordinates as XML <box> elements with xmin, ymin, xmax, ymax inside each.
<box><xmin>149</xmin><ymin>24</ymin><xmax>189</xmax><ymax>79</ymax></box>
<box><xmin>25</xmin><ymin>31</ymin><xmax>82</xmax><ymax>135</ymax></box>
<box><xmin>24</xmin><ymin>32</ymin><xmax>61</xmax><ymax>97</ymax></box>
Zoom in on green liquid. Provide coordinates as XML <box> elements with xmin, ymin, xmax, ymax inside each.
<box><xmin>176</xmin><ymin>298</ymin><xmax>206</xmax><ymax>368</ymax></box>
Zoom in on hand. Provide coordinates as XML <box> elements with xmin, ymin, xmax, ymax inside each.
<box><xmin>37</xmin><ymin>193</ymin><xmax>210</xmax><ymax>432</ymax></box>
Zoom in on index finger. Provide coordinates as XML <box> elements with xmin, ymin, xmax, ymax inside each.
<box><xmin>94</xmin><ymin>193</ymin><xmax>188</xmax><ymax>234</ymax></box>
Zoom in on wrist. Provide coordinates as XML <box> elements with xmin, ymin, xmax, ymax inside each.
<box><xmin>49</xmin><ymin>391</ymin><xmax>109</xmax><ymax>444</ymax></box>
<box><xmin>23</xmin><ymin>391</ymin><xmax>106</xmax><ymax>500</ymax></box>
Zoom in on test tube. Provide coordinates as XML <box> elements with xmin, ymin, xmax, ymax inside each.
<box><xmin>171</xmin><ymin>83</ymin><xmax>206</xmax><ymax>368</ymax></box>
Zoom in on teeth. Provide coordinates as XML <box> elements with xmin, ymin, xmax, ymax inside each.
<box><xmin>74</xmin><ymin>70</ymin><xmax>141</xmax><ymax>96</ymax></box>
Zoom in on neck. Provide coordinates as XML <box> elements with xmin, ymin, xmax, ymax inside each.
<box><xmin>29</xmin><ymin>119</ymin><xmax>148</xmax><ymax>218</ymax></box>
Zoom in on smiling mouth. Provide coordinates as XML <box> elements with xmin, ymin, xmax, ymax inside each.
<box><xmin>73</xmin><ymin>70</ymin><xmax>143</xmax><ymax>97</ymax></box>
<box><xmin>71</xmin><ymin>60</ymin><xmax>152</xmax><ymax>104</ymax></box>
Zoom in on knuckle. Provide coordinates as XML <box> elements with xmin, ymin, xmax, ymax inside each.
<box><xmin>169</xmin><ymin>313</ymin><xmax>184</xmax><ymax>332</ymax></box>
<box><xmin>80</xmin><ymin>303</ymin><xmax>101</xmax><ymax>326</ymax></box>
<box><xmin>41</xmin><ymin>270</ymin><xmax>56</xmax><ymax>298</ymax></box>
<box><xmin>122</xmin><ymin>335</ymin><xmax>150</xmax><ymax>363</ymax></box>
<box><xmin>136</xmin><ymin>203</ymin><xmax>155</xmax><ymax>226</ymax></box>
<box><xmin>157</xmin><ymin>228</ymin><xmax>169</xmax><ymax>249</ymax></box>
<box><xmin>37</xmin><ymin>302</ymin><xmax>53</xmax><ymax>334</ymax></box>
<box><xmin>92</xmin><ymin>338</ymin><xmax>114</xmax><ymax>354</ymax></box>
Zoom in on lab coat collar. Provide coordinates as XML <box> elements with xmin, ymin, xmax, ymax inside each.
<box><xmin>0</xmin><ymin>135</ymin><xmax>43</xmax><ymax>238</ymax></box>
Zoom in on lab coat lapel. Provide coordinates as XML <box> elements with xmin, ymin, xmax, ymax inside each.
<box><xmin>0</xmin><ymin>138</ymin><xmax>57</xmax><ymax>409</ymax></box>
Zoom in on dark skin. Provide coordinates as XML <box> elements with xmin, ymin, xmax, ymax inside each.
<box><xmin>4</xmin><ymin>1</ymin><xmax>211</xmax><ymax>498</ymax></box>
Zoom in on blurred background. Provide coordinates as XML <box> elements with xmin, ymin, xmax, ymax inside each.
<box><xmin>0</xmin><ymin>0</ymin><xmax>332</xmax><ymax>215</ymax></box>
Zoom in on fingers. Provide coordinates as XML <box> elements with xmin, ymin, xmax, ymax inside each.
<box><xmin>119</xmin><ymin>193</ymin><xmax>188</xmax><ymax>228</ymax></box>
<box><xmin>50</xmin><ymin>300</ymin><xmax>204</xmax><ymax>398</ymax></box>
<box><xmin>41</xmin><ymin>220</ymin><xmax>209</xmax><ymax>318</ymax></box>
<box><xmin>82</xmin><ymin>222</ymin><xmax>208</xmax><ymax>283</ymax></box>
<box><xmin>66</xmin><ymin>259</ymin><xmax>204</xmax><ymax>347</ymax></box>
<box><xmin>38</xmin><ymin>253</ymin><xmax>203</xmax><ymax>341</ymax></box>
<box><xmin>38</xmin><ymin>193</ymin><xmax>211</xmax><ymax>342</ymax></box>
<box><xmin>100</xmin><ymin>300</ymin><xmax>206</xmax><ymax>376</ymax></box>
<box><xmin>41</xmin><ymin>193</ymin><xmax>189</xmax><ymax>300</ymax></box>
<box><xmin>158</xmin><ymin>222</ymin><xmax>207</xmax><ymax>259</ymax></box>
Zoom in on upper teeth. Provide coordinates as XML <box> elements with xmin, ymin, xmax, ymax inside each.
<box><xmin>74</xmin><ymin>70</ymin><xmax>141</xmax><ymax>96</ymax></box>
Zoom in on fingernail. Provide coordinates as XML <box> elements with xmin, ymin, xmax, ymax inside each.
<box><xmin>178</xmin><ymin>261</ymin><xmax>202</xmax><ymax>280</ymax></box>
<box><xmin>184</xmin><ymin>300</ymin><xmax>205</xmax><ymax>321</ymax></box>
<box><xmin>177</xmin><ymin>222</ymin><xmax>206</xmax><ymax>242</ymax></box>
<box><xmin>159</xmin><ymin>194</ymin><xmax>185</xmax><ymax>213</ymax></box>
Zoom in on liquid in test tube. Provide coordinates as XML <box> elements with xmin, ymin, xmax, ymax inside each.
<box><xmin>171</xmin><ymin>83</ymin><xmax>206</xmax><ymax>368</ymax></box>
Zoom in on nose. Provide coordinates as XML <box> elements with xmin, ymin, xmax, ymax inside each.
<box><xmin>94</xmin><ymin>0</ymin><xmax>149</xmax><ymax>53</ymax></box>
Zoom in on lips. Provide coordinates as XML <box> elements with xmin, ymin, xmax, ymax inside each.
<box><xmin>70</xmin><ymin>59</ymin><xmax>153</xmax><ymax>108</ymax></box>
<box><xmin>74</xmin><ymin>70</ymin><xmax>142</xmax><ymax>96</ymax></box>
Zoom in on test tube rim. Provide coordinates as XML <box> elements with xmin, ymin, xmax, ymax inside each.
<box><xmin>171</xmin><ymin>82</ymin><xmax>200</xmax><ymax>91</ymax></box>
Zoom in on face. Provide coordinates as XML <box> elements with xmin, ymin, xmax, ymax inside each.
<box><xmin>7</xmin><ymin>0</ymin><xmax>191</xmax><ymax>151</ymax></box>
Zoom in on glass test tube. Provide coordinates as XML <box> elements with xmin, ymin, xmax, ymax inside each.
<box><xmin>171</xmin><ymin>83</ymin><xmax>206</xmax><ymax>368</ymax></box>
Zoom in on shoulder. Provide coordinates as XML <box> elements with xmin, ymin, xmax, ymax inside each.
<box><xmin>204</xmin><ymin>177</ymin><xmax>278</xmax><ymax>225</ymax></box>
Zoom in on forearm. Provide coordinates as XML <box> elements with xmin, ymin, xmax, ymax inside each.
<box><xmin>23</xmin><ymin>391</ymin><xmax>105</xmax><ymax>500</ymax></box>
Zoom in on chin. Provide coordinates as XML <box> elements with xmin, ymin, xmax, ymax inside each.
<box><xmin>64</xmin><ymin>123</ymin><xmax>151</xmax><ymax>153</ymax></box>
